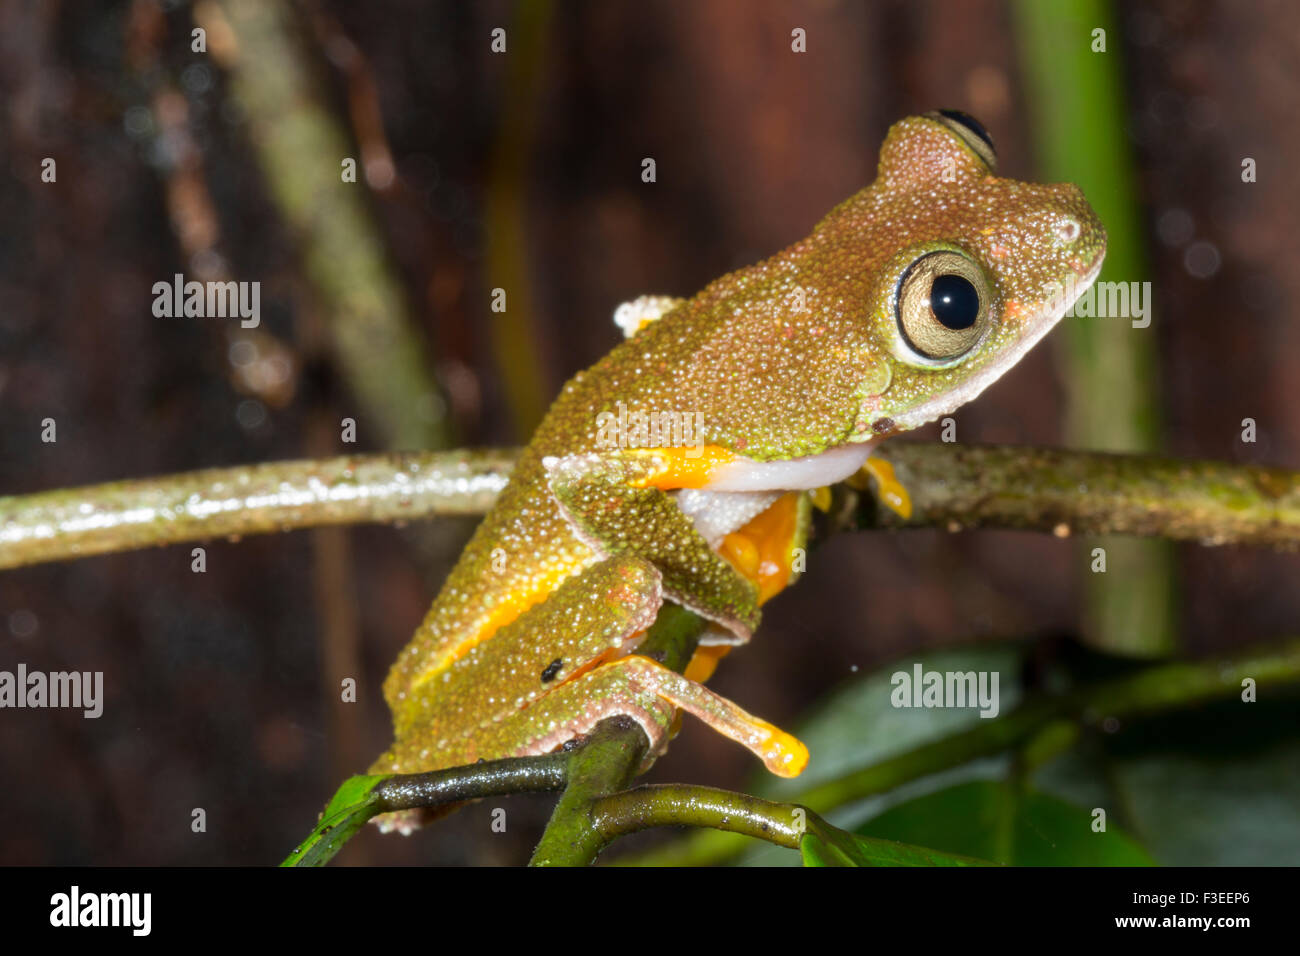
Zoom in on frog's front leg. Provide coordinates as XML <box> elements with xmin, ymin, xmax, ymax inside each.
<box><xmin>857</xmin><ymin>456</ymin><xmax>914</xmax><ymax>519</ymax></box>
<box><xmin>543</xmin><ymin>448</ymin><xmax>762</xmax><ymax>641</ymax></box>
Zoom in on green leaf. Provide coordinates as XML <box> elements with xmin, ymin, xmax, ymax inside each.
<box><xmin>756</xmin><ymin>643</ymin><xmax>1028</xmax><ymax>798</ymax></box>
<box><xmin>737</xmin><ymin>643</ymin><xmax>1028</xmax><ymax>866</ymax></box>
<box><xmin>282</xmin><ymin>774</ymin><xmax>389</xmax><ymax>867</ymax></box>
<box><xmin>856</xmin><ymin>780</ymin><xmax>1155</xmax><ymax>866</ymax></box>
<box><xmin>800</xmin><ymin>817</ymin><xmax>994</xmax><ymax>867</ymax></box>
<box><xmin>1035</xmin><ymin>696</ymin><xmax>1300</xmax><ymax>865</ymax></box>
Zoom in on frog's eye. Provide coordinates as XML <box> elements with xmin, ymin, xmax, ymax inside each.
<box><xmin>895</xmin><ymin>251</ymin><xmax>991</xmax><ymax>364</ymax></box>
<box><xmin>925</xmin><ymin>109</ymin><xmax>998</xmax><ymax>172</ymax></box>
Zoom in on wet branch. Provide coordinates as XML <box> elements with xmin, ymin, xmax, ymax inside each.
<box><xmin>370</xmin><ymin>752</ymin><xmax>569</xmax><ymax>815</ymax></box>
<box><xmin>0</xmin><ymin>450</ymin><xmax>513</xmax><ymax>570</ymax></box>
<box><xmin>4</xmin><ymin>444</ymin><xmax>1298</xmax><ymax>571</ymax></box>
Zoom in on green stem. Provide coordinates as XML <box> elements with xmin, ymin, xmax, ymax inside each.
<box><xmin>591</xmin><ymin>785</ymin><xmax>805</xmax><ymax>850</ymax></box>
<box><xmin>526</xmin><ymin>719</ymin><xmax>652</xmax><ymax>866</ymax></box>
<box><xmin>371</xmin><ymin>752</ymin><xmax>569</xmax><ymax>814</ymax></box>
<box><xmin>529</xmin><ymin>603</ymin><xmax>707</xmax><ymax>866</ymax></box>
<box><xmin>1013</xmin><ymin>0</ymin><xmax>1175</xmax><ymax>656</ymax></box>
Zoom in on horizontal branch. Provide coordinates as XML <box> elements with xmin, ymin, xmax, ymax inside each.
<box><xmin>2</xmin><ymin>443</ymin><xmax>1298</xmax><ymax>571</ymax></box>
<box><xmin>855</xmin><ymin>444</ymin><xmax>1300</xmax><ymax>548</ymax></box>
<box><xmin>0</xmin><ymin>450</ymin><xmax>514</xmax><ymax>570</ymax></box>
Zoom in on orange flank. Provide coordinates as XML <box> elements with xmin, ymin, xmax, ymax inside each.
<box><xmin>422</xmin><ymin>559</ymin><xmax>588</xmax><ymax>683</ymax></box>
<box><xmin>720</xmin><ymin>492</ymin><xmax>801</xmax><ymax>604</ymax></box>
<box><xmin>629</xmin><ymin>445</ymin><xmax>736</xmax><ymax>490</ymax></box>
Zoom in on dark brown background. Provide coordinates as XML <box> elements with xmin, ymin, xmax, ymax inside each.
<box><xmin>0</xmin><ymin>0</ymin><xmax>1296</xmax><ymax>864</ymax></box>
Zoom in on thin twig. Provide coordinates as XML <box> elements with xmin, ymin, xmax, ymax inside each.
<box><xmin>371</xmin><ymin>751</ymin><xmax>569</xmax><ymax>814</ymax></box>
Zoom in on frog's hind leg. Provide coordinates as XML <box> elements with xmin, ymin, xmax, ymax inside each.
<box><xmin>370</xmin><ymin>554</ymin><xmax>665</xmax><ymax>833</ymax></box>
<box><xmin>371</xmin><ymin>550</ymin><xmax>806</xmax><ymax>834</ymax></box>
<box><xmin>529</xmin><ymin>655</ymin><xmax>809</xmax><ymax>778</ymax></box>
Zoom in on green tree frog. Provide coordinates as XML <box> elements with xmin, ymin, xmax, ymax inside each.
<box><xmin>371</xmin><ymin>111</ymin><xmax>1105</xmax><ymax>832</ymax></box>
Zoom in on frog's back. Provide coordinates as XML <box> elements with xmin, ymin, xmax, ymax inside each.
<box><xmin>378</xmin><ymin>359</ymin><xmax>646</xmax><ymax>737</ymax></box>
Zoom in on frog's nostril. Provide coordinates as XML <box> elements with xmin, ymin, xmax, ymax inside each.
<box><xmin>1055</xmin><ymin>218</ymin><xmax>1082</xmax><ymax>243</ymax></box>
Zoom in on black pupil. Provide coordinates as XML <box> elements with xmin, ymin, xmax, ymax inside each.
<box><xmin>929</xmin><ymin>274</ymin><xmax>979</xmax><ymax>330</ymax></box>
<box><xmin>937</xmin><ymin>109</ymin><xmax>995</xmax><ymax>154</ymax></box>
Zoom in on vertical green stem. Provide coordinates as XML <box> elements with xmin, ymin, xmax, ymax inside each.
<box><xmin>485</xmin><ymin>0</ymin><xmax>555</xmax><ymax>437</ymax></box>
<box><xmin>529</xmin><ymin>603</ymin><xmax>707</xmax><ymax>865</ymax></box>
<box><xmin>1013</xmin><ymin>0</ymin><xmax>1176</xmax><ymax>656</ymax></box>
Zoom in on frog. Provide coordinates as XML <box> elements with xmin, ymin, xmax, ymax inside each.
<box><xmin>370</xmin><ymin>111</ymin><xmax>1106</xmax><ymax>833</ymax></box>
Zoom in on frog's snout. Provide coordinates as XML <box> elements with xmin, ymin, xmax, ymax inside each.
<box><xmin>1048</xmin><ymin>183</ymin><xmax>1107</xmax><ymax>272</ymax></box>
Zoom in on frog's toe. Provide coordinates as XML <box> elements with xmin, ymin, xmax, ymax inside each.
<box><xmin>861</xmin><ymin>456</ymin><xmax>913</xmax><ymax>520</ymax></box>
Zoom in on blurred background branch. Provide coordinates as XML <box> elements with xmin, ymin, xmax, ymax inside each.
<box><xmin>196</xmin><ymin>0</ymin><xmax>452</xmax><ymax>451</ymax></box>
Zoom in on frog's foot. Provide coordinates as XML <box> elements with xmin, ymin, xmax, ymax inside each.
<box><xmin>859</xmin><ymin>455</ymin><xmax>913</xmax><ymax>519</ymax></box>
<box><xmin>371</xmin><ymin>802</ymin><xmax>461</xmax><ymax>836</ymax></box>
<box><xmin>612</xmin><ymin>295</ymin><xmax>684</xmax><ymax>338</ymax></box>
<box><xmin>529</xmin><ymin>654</ymin><xmax>809</xmax><ymax>778</ymax></box>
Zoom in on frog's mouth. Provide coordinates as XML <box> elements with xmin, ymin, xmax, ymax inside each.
<box><xmin>884</xmin><ymin>251</ymin><xmax>1105</xmax><ymax>433</ymax></box>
